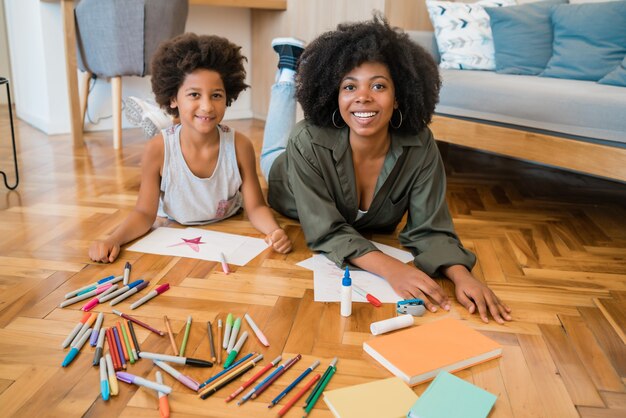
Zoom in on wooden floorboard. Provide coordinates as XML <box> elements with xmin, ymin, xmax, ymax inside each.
<box><xmin>0</xmin><ymin>108</ymin><xmax>624</xmax><ymax>417</ymax></box>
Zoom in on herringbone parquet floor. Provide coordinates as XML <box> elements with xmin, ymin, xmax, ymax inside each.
<box><xmin>0</xmin><ymin>107</ymin><xmax>624</xmax><ymax>417</ymax></box>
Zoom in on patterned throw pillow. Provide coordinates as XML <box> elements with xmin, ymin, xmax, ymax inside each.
<box><xmin>426</xmin><ymin>0</ymin><xmax>517</xmax><ymax>70</ymax></box>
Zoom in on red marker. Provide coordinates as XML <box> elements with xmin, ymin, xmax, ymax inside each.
<box><xmin>352</xmin><ymin>284</ymin><xmax>382</xmax><ymax>307</ymax></box>
<box><xmin>129</xmin><ymin>283</ymin><xmax>170</xmax><ymax>310</ymax></box>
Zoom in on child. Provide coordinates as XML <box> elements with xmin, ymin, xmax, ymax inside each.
<box><xmin>89</xmin><ymin>33</ymin><xmax>292</xmax><ymax>263</ymax></box>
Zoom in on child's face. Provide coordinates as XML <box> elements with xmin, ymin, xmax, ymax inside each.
<box><xmin>170</xmin><ymin>69</ymin><xmax>227</xmax><ymax>137</ymax></box>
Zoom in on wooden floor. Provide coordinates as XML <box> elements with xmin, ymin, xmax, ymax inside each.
<box><xmin>0</xmin><ymin>108</ymin><xmax>625</xmax><ymax>418</ymax></box>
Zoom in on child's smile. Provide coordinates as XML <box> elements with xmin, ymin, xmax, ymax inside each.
<box><xmin>171</xmin><ymin>69</ymin><xmax>227</xmax><ymax>139</ymax></box>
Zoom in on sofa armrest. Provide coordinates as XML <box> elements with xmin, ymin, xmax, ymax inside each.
<box><xmin>406</xmin><ymin>30</ymin><xmax>440</xmax><ymax>64</ymax></box>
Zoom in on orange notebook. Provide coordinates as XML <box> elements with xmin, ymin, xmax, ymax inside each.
<box><xmin>363</xmin><ymin>318</ymin><xmax>502</xmax><ymax>386</ymax></box>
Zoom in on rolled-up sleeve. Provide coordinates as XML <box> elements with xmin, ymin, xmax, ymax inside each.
<box><xmin>287</xmin><ymin>131</ymin><xmax>378</xmax><ymax>266</ymax></box>
<box><xmin>399</xmin><ymin>136</ymin><xmax>476</xmax><ymax>276</ymax></box>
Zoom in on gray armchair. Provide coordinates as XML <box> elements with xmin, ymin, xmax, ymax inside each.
<box><xmin>75</xmin><ymin>0</ymin><xmax>188</xmax><ymax>148</ymax></box>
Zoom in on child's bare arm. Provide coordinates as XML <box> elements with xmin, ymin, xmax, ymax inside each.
<box><xmin>88</xmin><ymin>137</ymin><xmax>164</xmax><ymax>263</ymax></box>
<box><xmin>235</xmin><ymin>133</ymin><xmax>292</xmax><ymax>253</ymax></box>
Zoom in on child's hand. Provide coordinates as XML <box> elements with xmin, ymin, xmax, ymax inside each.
<box><xmin>89</xmin><ymin>239</ymin><xmax>120</xmax><ymax>263</ymax></box>
<box><xmin>265</xmin><ymin>228</ymin><xmax>292</xmax><ymax>254</ymax></box>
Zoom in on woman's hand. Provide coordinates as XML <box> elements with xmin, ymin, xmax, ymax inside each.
<box><xmin>89</xmin><ymin>239</ymin><xmax>120</xmax><ymax>263</ymax></box>
<box><xmin>265</xmin><ymin>228</ymin><xmax>292</xmax><ymax>254</ymax></box>
<box><xmin>385</xmin><ymin>262</ymin><xmax>451</xmax><ymax>313</ymax></box>
<box><xmin>445</xmin><ymin>265</ymin><xmax>512</xmax><ymax>324</ymax></box>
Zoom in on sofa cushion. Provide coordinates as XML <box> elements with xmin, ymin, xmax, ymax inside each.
<box><xmin>486</xmin><ymin>0</ymin><xmax>566</xmax><ymax>75</ymax></box>
<box><xmin>426</xmin><ymin>0</ymin><xmax>516</xmax><ymax>71</ymax></box>
<box><xmin>437</xmin><ymin>69</ymin><xmax>626</xmax><ymax>143</ymax></box>
<box><xmin>541</xmin><ymin>1</ymin><xmax>626</xmax><ymax>81</ymax></box>
<box><xmin>599</xmin><ymin>56</ymin><xmax>626</xmax><ymax>87</ymax></box>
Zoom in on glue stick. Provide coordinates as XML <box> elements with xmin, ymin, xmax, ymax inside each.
<box><xmin>341</xmin><ymin>267</ymin><xmax>352</xmax><ymax>317</ymax></box>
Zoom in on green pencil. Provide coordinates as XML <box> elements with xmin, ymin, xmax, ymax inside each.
<box><xmin>303</xmin><ymin>364</ymin><xmax>336</xmax><ymax>416</ymax></box>
<box><xmin>179</xmin><ymin>315</ymin><xmax>192</xmax><ymax>357</ymax></box>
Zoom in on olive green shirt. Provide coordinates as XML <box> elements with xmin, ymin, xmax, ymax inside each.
<box><xmin>268</xmin><ymin>120</ymin><xmax>476</xmax><ymax>276</ymax></box>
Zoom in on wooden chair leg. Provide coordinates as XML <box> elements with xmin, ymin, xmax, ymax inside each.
<box><xmin>79</xmin><ymin>71</ymin><xmax>91</xmax><ymax>126</ymax></box>
<box><xmin>111</xmin><ymin>76</ymin><xmax>122</xmax><ymax>149</ymax></box>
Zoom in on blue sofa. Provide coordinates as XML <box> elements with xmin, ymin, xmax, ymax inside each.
<box><xmin>408</xmin><ymin>30</ymin><xmax>626</xmax><ymax>183</ymax></box>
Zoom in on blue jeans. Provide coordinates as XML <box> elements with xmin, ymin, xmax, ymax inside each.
<box><xmin>260</xmin><ymin>81</ymin><xmax>297</xmax><ymax>181</ymax></box>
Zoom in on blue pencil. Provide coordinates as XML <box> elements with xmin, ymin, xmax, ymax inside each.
<box><xmin>268</xmin><ymin>359</ymin><xmax>320</xmax><ymax>408</ymax></box>
<box><xmin>197</xmin><ymin>352</ymin><xmax>254</xmax><ymax>389</ymax></box>
<box><xmin>238</xmin><ymin>363</ymin><xmax>285</xmax><ymax>405</ymax></box>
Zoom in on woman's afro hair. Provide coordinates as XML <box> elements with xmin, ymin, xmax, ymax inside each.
<box><xmin>296</xmin><ymin>14</ymin><xmax>441</xmax><ymax>135</ymax></box>
<box><xmin>150</xmin><ymin>33</ymin><xmax>249</xmax><ymax>117</ymax></box>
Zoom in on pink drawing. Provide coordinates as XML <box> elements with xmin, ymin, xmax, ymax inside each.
<box><xmin>168</xmin><ymin>236</ymin><xmax>206</xmax><ymax>252</ymax></box>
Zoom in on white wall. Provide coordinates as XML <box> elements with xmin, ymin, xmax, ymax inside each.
<box><xmin>0</xmin><ymin>0</ymin><xmax>12</xmax><ymax>104</ymax></box>
<box><xmin>4</xmin><ymin>2</ymin><xmax>252</xmax><ymax>134</ymax></box>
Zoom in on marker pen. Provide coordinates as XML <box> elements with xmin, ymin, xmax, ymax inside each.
<box><xmin>92</xmin><ymin>328</ymin><xmax>106</xmax><ymax>366</ymax></box>
<box><xmin>112</xmin><ymin>309</ymin><xmax>165</xmax><ymax>336</ymax></box>
<box><xmin>219</xmin><ymin>252</ymin><xmax>230</xmax><ymax>274</ymax></box>
<box><xmin>82</xmin><ymin>284</ymin><xmax>119</xmax><ymax>311</ymax></box>
<box><xmin>61</xmin><ymin>312</ymin><xmax>91</xmax><ymax>348</ymax></box>
<box><xmin>244</xmin><ymin>313</ymin><xmax>269</xmax><ymax>346</ymax></box>
<box><xmin>352</xmin><ymin>284</ymin><xmax>382</xmax><ymax>307</ymax></box>
<box><xmin>156</xmin><ymin>371</ymin><xmax>170</xmax><ymax>418</ymax></box>
<box><xmin>226</xmin><ymin>317</ymin><xmax>241</xmax><ymax>353</ymax></box>
<box><xmin>116</xmin><ymin>372</ymin><xmax>172</xmax><ymax>394</ymax></box>
<box><xmin>123</xmin><ymin>262</ymin><xmax>131</xmax><ymax>286</ymax></box>
<box><xmin>130</xmin><ymin>283</ymin><xmax>170</xmax><ymax>310</ymax></box>
<box><xmin>179</xmin><ymin>315</ymin><xmax>192</xmax><ymax>357</ymax></box>
<box><xmin>223</xmin><ymin>331</ymin><xmax>248</xmax><ymax>368</ymax></box>
<box><xmin>109</xmin><ymin>280</ymin><xmax>150</xmax><ymax>306</ymax></box>
<box><xmin>138</xmin><ymin>352</ymin><xmax>213</xmax><ymax>367</ymax></box>
<box><xmin>340</xmin><ymin>267</ymin><xmax>352</xmax><ymax>317</ymax></box>
<box><xmin>62</xmin><ymin>327</ymin><xmax>92</xmax><ymax>367</ymax></box>
<box><xmin>99</xmin><ymin>279</ymin><xmax>144</xmax><ymax>304</ymax></box>
<box><xmin>60</xmin><ymin>283</ymin><xmax>113</xmax><ymax>308</ymax></box>
<box><xmin>70</xmin><ymin>313</ymin><xmax>96</xmax><ymax>347</ymax></box>
<box><xmin>222</xmin><ymin>313</ymin><xmax>233</xmax><ymax>349</ymax></box>
<box><xmin>90</xmin><ymin>312</ymin><xmax>105</xmax><ymax>346</ymax></box>
<box><xmin>105</xmin><ymin>354</ymin><xmax>118</xmax><ymax>396</ymax></box>
<box><xmin>99</xmin><ymin>357</ymin><xmax>110</xmax><ymax>401</ymax></box>
<box><xmin>63</xmin><ymin>275</ymin><xmax>119</xmax><ymax>299</ymax></box>
<box><xmin>153</xmin><ymin>360</ymin><xmax>199</xmax><ymax>392</ymax></box>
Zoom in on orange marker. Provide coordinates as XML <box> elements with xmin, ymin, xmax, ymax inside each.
<box><xmin>155</xmin><ymin>371</ymin><xmax>170</xmax><ymax>418</ymax></box>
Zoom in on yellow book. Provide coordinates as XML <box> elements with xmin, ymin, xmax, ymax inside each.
<box><xmin>323</xmin><ymin>377</ymin><xmax>418</xmax><ymax>418</ymax></box>
<box><xmin>363</xmin><ymin>318</ymin><xmax>502</xmax><ymax>386</ymax></box>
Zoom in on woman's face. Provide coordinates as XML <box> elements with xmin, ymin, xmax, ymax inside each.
<box><xmin>338</xmin><ymin>61</ymin><xmax>396</xmax><ymax>140</ymax></box>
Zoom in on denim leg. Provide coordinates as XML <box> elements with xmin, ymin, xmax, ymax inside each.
<box><xmin>260</xmin><ymin>81</ymin><xmax>297</xmax><ymax>181</ymax></box>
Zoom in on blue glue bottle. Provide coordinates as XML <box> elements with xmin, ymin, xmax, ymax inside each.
<box><xmin>341</xmin><ymin>267</ymin><xmax>352</xmax><ymax>317</ymax></box>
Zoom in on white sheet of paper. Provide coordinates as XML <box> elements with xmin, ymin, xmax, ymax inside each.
<box><xmin>126</xmin><ymin>226</ymin><xmax>268</xmax><ymax>266</ymax></box>
<box><xmin>297</xmin><ymin>241</ymin><xmax>414</xmax><ymax>303</ymax></box>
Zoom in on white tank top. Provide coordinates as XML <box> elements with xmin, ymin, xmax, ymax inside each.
<box><xmin>157</xmin><ymin>124</ymin><xmax>243</xmax><ymax>225</ymax></box>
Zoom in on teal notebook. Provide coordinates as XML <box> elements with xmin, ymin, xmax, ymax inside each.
<box><xmin>408</xmin><ymin>371</ymin><xmax>497</xmax><ymax>418</ymax></box>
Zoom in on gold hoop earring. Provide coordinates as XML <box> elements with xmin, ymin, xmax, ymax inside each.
<box><xmin>332</xmin><ymin>109</ymin><xmax>346</xmax><ymax>129</ymax></box>
<box><xmin>390</xmin><ymin>108</ymin><xmax>403</xmax><ymax>129</ymax></box>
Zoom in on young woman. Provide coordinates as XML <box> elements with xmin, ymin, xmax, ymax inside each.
<box><xmin>261</xmin><ymin>16</ymin><xmax>511</xmax><ymax>323</ymax></box>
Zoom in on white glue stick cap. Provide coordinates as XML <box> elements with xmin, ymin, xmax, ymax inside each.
<box><xmin>370</xmin><ymin>314</ymin><xmax>414</xmax><ymax>335</ymax></box>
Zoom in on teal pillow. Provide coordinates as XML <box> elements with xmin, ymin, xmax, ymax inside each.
<box><xmin>541</xmin><ymin>1</ymin><xmax>626</xmax><ymax>81</ymax></box>
<box><xmin>599</xmin><ymin>56</ymin><xmax>626</xmax><ymax>87</ymax></box>
<box><xmin>486</xmin><ymin>0</ymin><xmax>567</xmax><ymax>75</ymax></box>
